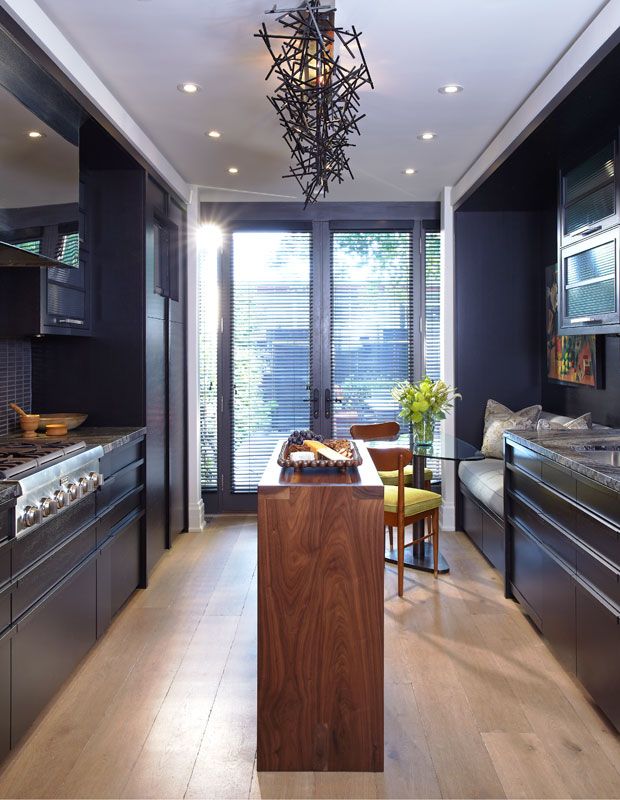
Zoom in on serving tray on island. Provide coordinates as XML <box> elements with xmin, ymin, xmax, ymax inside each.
<box><xmin>277</xmin><ymin>439</ymin><xmax>363</xmax><ymax>471</ymax></box>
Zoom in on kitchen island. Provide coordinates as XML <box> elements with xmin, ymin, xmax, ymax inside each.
<box><xmin>504</xmin><ymin>428</ymin><xmax>620</xmax><ymax>730</ymax></box>
<box><xmin>257</xmin><ymin>441</ymin><xmax>385</xmax><ymax>772</ymax></box>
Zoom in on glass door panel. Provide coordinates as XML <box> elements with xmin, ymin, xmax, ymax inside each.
<box><xmin>330</xmin><ymin>231</ymin><xmax>414</xmax><ymax>438</ymax></box>
<box><xmin>230</xmin><ymin>230</ymin><xmax>312</xmax><ymax>495</ymax></box>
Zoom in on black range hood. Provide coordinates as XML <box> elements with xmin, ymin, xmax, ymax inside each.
<box><xmin>0</xmin><ymin>240</ymin><xmax>76</xmax><ymax>269</ymax></box>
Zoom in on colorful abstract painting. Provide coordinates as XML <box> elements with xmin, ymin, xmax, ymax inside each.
<box><xmin>546</xmin><ymin>265</ymin><xmax>601</xmax><ymax>388</ymax></box>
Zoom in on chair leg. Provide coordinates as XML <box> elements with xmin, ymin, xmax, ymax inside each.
<box><xmin>432</xmin><ymin>508</ymin><xmax>439</xmax><ymax>579</ymax></box>
<box><xmin>388</xmin><ymin>526</ymin><xmax>393</xmax><ymax>549</ymax></box>
<box><xmin>398</xmin><ymin>522</ymin><xmax>404</xmax><ymax>597</ymax></box>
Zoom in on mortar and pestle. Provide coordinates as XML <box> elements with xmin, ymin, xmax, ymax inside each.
<box><xmin>10</xmin><ymin>403</ymin><xmax>41</xmax><ymax>438</ymax></box>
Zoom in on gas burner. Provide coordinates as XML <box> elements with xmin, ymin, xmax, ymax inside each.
<box><xmin>0</xmin><ymin>439</ymin><xmax>86</xmax><ymax>478</ymax></box>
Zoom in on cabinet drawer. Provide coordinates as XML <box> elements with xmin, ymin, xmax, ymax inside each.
<box><xmin>13</xmin><ymin>523</ymin><xmax>97</xmax><ymax>620</ymax></box>
<box><xmin>100</xmin><ymin>441</ymin><xmax>143</xmax><ymax>479</ymax></box>
<box><xmin>577</xmin><ymin>476</ymin><xmax>620</xmax><ymax>530</ymax></box>
<box><xmin>12</xmin><ymin>556</ymin><xmax>96</xmax><ymax>745</ymax></box>
<box><xmin>507</xmin><ymin>443</ymin><xmax>541</xmax><ymax>479</ymax></box>
<box><xmin>511</xmin><ymin>522</ymin><xmax>544</xmax><ymax>624</ymax></box>
<box><xmin>542</xmin><ymin>460</ymin><xmax>576</xmax><ymax>500</ymax></box>
<box><xmin>572</xmin><ymin>506</ymin><xmax>619</xmax><ymax>567</ymax></box>
<box><xmin>96</xmin><ymin>489</ymin><xmax>143</xmax><ymax>546</ymax></box>
<box><xmin>96</xmin><ymin>461</ymin><xmax>144</xmax><ymax>515</ymax></box>
<box><xmin>13</xmin><ymin>495</ymin><xmax>96</xmax><ymax>575</ymax></box>
<box><xmin>576</xmin><ymin>547</ymin><xmax>620</xmax><ymax>609</ymax></box>
<box><xmin>110</xmin><ymin>515</ymin><xmax>142</xmax><ymax>617</ymax></box>
<box><xmin>509</xmin><ymin>469</ymin><xmax>576</xmax><ymax>533</ymax></box>
<box><xmin>0</xmin><ymin>505</ymin><xmax>12</xmax><ymax>543</ymax></box>
<box><xmin>509</xmin><ymin>494</ymin><xmax>576</xmax><ymax>568</ymax></box>
<box><xmin>576</xmin><ymin>584</ymin><xmax>620</xmax><ymax>730</ymax></box>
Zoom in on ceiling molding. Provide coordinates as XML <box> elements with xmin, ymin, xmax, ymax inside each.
<box><xmin>452</xmin><ymin>0</ymin><xmax>620</xmax><ymax>208</ymax></box>
<box><xmin>0</xmin><ymin>0</ymin><xmax>190</xmax><ymax>202</ymax></box>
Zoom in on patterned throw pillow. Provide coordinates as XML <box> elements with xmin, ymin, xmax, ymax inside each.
<box><xmin>481</xmin><ymin>400</ymin><xmax>542</xmax><ymax>459</ymax></box>
<box><xmin>537</xmin><ymin>412</ymin><xmax>592</xmax><ymax>431</ymax></box>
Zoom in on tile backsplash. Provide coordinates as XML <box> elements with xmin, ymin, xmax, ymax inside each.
<box><xmin>0</xmin><ymin>339</ymin><xmax>31</xmax><ymax>435</ymax></box>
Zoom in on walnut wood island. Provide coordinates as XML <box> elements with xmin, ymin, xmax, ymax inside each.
<box><xmin>257</xmin><ymin>441</ymin><xmax>385</xmax><ymax>772</ymax></box>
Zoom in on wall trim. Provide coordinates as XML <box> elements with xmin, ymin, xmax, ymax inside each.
<box><xmin>452</xmin><ymin>0</ymin><xmax>620</xmax><ymax>208</ymax></box>
<box><xmin>186</xmin><ymin>186</ymin><xmax>206</xmax><ymax>532</ymax></box>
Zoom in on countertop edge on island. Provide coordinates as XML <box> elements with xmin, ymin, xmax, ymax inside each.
<box><xmin>75</xmin><ymin>427</ymin><xmax>147</xmax><ymax>454</ymax></box>
<box><xmin>504</xmin><ymin>429</ymin><xmax>620</xmax><ymax>493</ymax></box>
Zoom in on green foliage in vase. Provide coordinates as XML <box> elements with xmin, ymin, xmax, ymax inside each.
<box><xmin>390</xmin><ymin>377</ymin><xmax>461</xmax><ymax>424</ymax></box>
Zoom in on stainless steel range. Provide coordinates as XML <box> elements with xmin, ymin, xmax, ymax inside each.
<box><xmin>0</xmin><ymin>439</ymin><xmax>104</xmax><ymax>537</ymax></box>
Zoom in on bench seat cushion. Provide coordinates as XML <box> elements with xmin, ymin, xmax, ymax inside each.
<box><xmin>458</xmin><ymin>458</ymin><xmax>504</xmax><ymax>518</ymax></box>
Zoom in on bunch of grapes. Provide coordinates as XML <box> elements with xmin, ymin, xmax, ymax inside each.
<box><xmin>287</xmin><ymin>429</ymin><xmax>324</xmax><ymax>446</ymax></box>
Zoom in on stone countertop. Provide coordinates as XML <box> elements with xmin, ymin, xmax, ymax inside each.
<box><xmin>0</xmin><ymin>483</ymin><xmax>19</xmax><ymax>506</ymax></box>
<box><xmin>505</xmin><ymin>428</ymin><xmax>620</xmax><ymax>493</ymax></box>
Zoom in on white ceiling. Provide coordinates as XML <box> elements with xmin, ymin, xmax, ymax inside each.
<box><xmin>34</xmin><ymin>0</ymin><xmax>610</xmax><ymax>202</ymax></box>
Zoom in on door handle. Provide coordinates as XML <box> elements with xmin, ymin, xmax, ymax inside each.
<box><xmin>303</xmin><ymin>388</ymin><xmax>320</xmax><ymax>419</ymax></box>
<box><xmin>325</xmin><ymin>388</ymin><xmax>331</xmax><ymax>419</ymax></box>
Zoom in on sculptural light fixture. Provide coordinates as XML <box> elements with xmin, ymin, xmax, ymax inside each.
<box><xmin>256</xmin><ymin>1</ymin><xmax>373</xmax><ymax>207</ymax></box>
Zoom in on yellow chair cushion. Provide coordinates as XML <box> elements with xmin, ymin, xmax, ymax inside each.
<box><xmin>378</xmin><ymin>465</ymin><xmax>433</xmax><ymax>486</ymax></box>
<box><xmin>384</xmin><ymin>485</ymin><xmax>442</xmax><ymax>517</ymax></box>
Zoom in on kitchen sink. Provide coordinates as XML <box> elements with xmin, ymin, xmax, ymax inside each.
<box><xmin>572</xmin><ymin>444</ymin><xmax>620</xmax><ymax>467</ymax></box>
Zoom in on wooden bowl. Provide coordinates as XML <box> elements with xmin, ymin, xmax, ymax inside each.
<box><xmin>36</xmin><ymin>413</ymin><xmax>87</xmax><ymax>432</ymax></box>
<box><xmin>45</xmin><ymin>423</ymin><xmax>68</xmax><ymax>437</ymax></box>
<box><xmin>19</xmin><ymin>414</ymin><xmax>40</xmax><ymax>439</ymax></box>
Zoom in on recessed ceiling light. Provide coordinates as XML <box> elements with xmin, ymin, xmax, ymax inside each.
<box><xmin>438</xmin><ymin>84</ymin><xmax>463</xmax><ymax>95</ymax></box>
<box><xmin>403</xmin><ymin>168</ymin><xmax>416</xmax><ymax>175</ymax></box>
<box><xmin>228</xmin><ymin>167</ymin><xmax>239</xmax><ymax>174</ymax></box>
<box><xmin>177</xmin><ymin>82</ymin><xmax>201</xmax><ymax>94</ymax></box>
<box><xmin>207</xmin><ymin>130</ymin><xmax>221</xmax><ymax>139</ymax></box>
<box><xmin>27</xmin><ymin>130</ymin><xmax>45</xmax><ymax>139</ymax></box>
<box><xmin>418</xmin><ymin>132</ymin><xmax>437</xmax><ymax>141</ymax></box>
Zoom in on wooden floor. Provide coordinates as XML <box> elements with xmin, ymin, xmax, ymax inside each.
<box><xmin>1</xmin><ymin>516</ymin><xmax>620</xmax><ymax>799</ymax></box>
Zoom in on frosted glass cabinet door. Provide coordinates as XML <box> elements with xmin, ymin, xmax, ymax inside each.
<box><xmin>559</xmin><ymin>228</ymin><xmax>620</xmax><ymax>334</ymax></box>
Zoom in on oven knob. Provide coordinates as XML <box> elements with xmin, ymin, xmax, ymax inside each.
<box><xmin>78</xmin><ymin>476</ymin><xmax>89</xmax><ymax>495</ymax></box>
<box><xmin>54</xmin><ymin>489</ymin><xmax>67</xmax><ymax>509</ymax></box>
<box><xmin>39</xmin><ymin>497</ymin><xmax>55</xmax><ymax>518</ymax></box>
<box><xmin>66</xmin><ymin>483</ymin><xmax>79</xmax><ymax>502</ymax></box>
<box><xmin>88</xmin><ymin>472</ymin><xmax>101</xmax><ymax>489</ymax></box>
<box><xmin>23</xmin><ymin>506</ymin><xmax>39</xmax><ymax>527</ymax></box>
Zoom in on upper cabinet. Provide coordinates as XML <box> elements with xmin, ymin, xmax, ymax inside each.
<box><xmin>560</xmin><ymin>142</ymin><xmax>618</xmax><ymax>246</ymax></box>
<box><xmin>558</xmin><ymin>138</ymin><xmax>620</xmax><ymax>334</ymax></box>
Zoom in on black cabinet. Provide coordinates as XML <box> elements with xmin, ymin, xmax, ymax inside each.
<box><xmin>11</xmin><ymin>556</ymin><xmax>97</xmax><ymax>744</ymax></box>
<box><xmin>558</xmin><ymin>139</ymin><xmax>620</xmax><ymax>334</ymax></box>
<box><xmin>506</xmin><ymin>436</ymin><xmax>620</xmax><ymax>730</ymax></box>
<box><xmin>576</xmin><ymin>584</ymin><xmax>620</xmax><ymax>729</ymax></box>
<box><xmin>0</xmin><ymin>630</ymin><xmax>10</xmax><ymax>761</ymax></box>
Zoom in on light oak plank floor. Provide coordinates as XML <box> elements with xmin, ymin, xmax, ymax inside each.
<box><xmin>1</xmin><ymin>517</ymin><xmax>620</xmax><ymax>799</ymax></box>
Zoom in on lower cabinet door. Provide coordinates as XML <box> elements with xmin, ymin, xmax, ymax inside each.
<box><xmin>0</xmin><ymin>631</ymin><xmax>10</xmax><ymax>761</ymax></box>
<box><xmin>482</xmin><ymin>512</ymin><xmax>505</xmax><ymax>573</ymax></box>
<box><xmin>511</xmin><ymin>524</ymin><xmax>543</xmax><ymax>625</ymax></box>
<box><xmin>576</xmin><ymin>584</ymin><xmax>620</xmax><ymax>729</ymax></box>
<box><xmin>96</xmin><ymin>539</ymin><xmax>113</xmax><ymax>639</ymax></box>
<box><xmin>110</xmin><ymin>516</ymin><xmax>142</xmax><ymax>617</ymax></box>
<box><xmin>11</xmin><ymin>557</ymin><xmax>97</xmax><ymax>745</ymax></box>
<box><xmin>542</xmin><ymin>554</ymin><xmax>576</xmax><ymax>674</ymax></box>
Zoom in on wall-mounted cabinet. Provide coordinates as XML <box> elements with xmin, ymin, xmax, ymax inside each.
<box><xmin>558</xmin><ymin>138</ymin><xmax>620</xmax><ymax>334</ymax></box>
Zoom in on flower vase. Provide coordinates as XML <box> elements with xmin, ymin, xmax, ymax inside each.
<box><xmin>413</xmin><ymin>414</ymin><xmax>435</xmax><ymax>447</ymax></box>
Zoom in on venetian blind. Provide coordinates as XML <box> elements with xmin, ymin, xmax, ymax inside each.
<box><xmin>331</xmin><ymin>231</ymin><xmax>413</xmax><ymax>438</ymax></box>
<box><xmin>231</xmin><ymin>230</ymin><xmax>312</xmax><ymax>493</ymax></box>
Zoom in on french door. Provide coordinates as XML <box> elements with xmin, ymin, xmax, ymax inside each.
<box><xmin>208</xmin><ymin>222</ymin><xmax>428</xmax><ymax>512</ymax></box>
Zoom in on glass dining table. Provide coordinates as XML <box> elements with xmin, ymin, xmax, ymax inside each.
<box><xmin>366</xmin><ymin>433</ymin><xmax>484</xmax><ymax>574</ymax></box>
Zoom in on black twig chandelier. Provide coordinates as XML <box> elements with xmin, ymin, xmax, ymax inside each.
<box><xmin>256</xmin><ymin>1</ymin><xmax>374</xmax><ymax>207</ymax></box>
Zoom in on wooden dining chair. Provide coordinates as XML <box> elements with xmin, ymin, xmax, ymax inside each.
<box><xmin>349</xmin><ymin>422</ymin><xmax>433</xmax><ymax>490</ymax></box>
<box><xmin>367</xmin><ymin>446</ymin><xmax>441</xmax><ymax>596</ymax></box>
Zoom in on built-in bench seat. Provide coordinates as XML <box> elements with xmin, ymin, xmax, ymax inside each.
<box><xmin>458</xmin><ymin>411</ymin><xmax>606</xmax><ymax>572</ymax></box>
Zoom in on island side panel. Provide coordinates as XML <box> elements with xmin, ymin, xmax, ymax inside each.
<box><xmin>257</xmin><ymin>482</ymin><xmax>384</xmax><ymax>772</ymax></box>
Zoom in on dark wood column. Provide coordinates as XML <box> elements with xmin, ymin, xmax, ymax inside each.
<box><xmin>257</xmin><ymin>442</ymin><xmax>384</xmax><ymax>772</ymax></box>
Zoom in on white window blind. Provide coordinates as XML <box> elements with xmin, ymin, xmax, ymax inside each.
<box><xmin>199</xmin><ymin>238</ymin><xmax>220</xmax><ymax>491</ymax></box>
<box><xmin>231</xmin><ymin>231</ymin><xmax>312</xmax><ymax>493</ymax></box>
<box><xmin>425</xmin><ymin>230</ymin><xmax>442</xmax><ymax>480</ymax></box>
<box><xmin>331</xmin><ymin>231</ymin><xmax>413</xmax><ymax>438</ymax></box>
